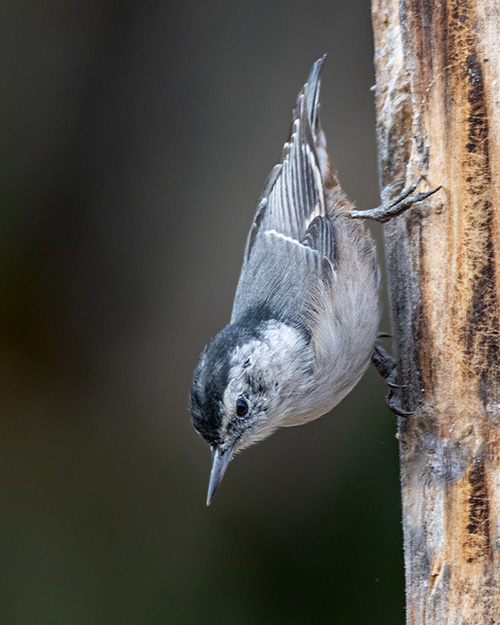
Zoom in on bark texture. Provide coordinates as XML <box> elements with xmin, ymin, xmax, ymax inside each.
<box><xmin>371</xmin><ymin>1</ymin><xmax>500</xmax><ymax>623</ymax></box>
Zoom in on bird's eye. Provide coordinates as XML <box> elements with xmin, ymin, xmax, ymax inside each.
<box><xmin>236</xmin><ymin>398</ymin><xmax>248</xmax><ymax>417</ymax></box>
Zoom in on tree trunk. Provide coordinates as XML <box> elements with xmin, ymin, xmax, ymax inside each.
<box><xmin>371</xmin><ymin>1</ymin><xmax>500</xmax><ymax>623</ymax></box>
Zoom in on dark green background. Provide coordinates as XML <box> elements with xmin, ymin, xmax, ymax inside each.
<box><xmin>0</xmin><ymin>1</ymin><xmax>403</xmax><ymax>623</ymax></box>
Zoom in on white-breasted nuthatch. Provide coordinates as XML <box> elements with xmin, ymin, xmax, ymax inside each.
<box><xmin>191</xmin><ymin>56</ymin><xmax>440</xmax><ymax>505</ymax></box>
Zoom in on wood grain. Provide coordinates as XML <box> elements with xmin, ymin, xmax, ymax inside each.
<box><xmin>371</xmin><ymin>0</ymin><xmax>500</xmax><ymax>622</ymax></box>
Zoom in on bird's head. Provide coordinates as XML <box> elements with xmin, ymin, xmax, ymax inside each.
<box><xmin>191</xmin><ymin>317</ymin><xmax>310</xmax><ymax>504</ymax></box>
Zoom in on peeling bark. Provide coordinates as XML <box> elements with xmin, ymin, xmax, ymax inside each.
<box><xmin>371</xmin><ymin>0</ymin><xmax>500</xmax><ymax>622</ymax></box>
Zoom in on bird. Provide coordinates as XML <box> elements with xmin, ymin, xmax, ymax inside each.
<box><xmin>190</xmin><ymin>56</ymin><xmax>440</xmax><ymax>505</ymax></box>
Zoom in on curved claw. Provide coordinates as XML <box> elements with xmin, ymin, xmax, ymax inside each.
<box><xmin>371</xmin><ymin>343</ymin><xmax>412</xmax><ymax>416</ymax></box>
<box><xmin>387</xmin><ymin>381</ymin><xmax>406</xmax><ymax>390</ymax></box>
<box><xmin>387</xmin><ymin>176</ymin><xmax>422</xmax><ymax>207</ymax></box>
<box><xmin>386</xmin><ymin>394</ymin><xmax>412</xmax><ymax>417</ymax></box>
<box><xmin>383</xmin><ymin>177</ymin><xmax>406</xmax><ymax>199</ymax></box>
<box><xmin>352</xmin><ymin>177</ymin><xmax>442</xmax><ymax>224</ymax></box>
<box><xmin>414</xmin><ymin>185</ymin><xmax>442</xmax><ymax>202</ymax></box>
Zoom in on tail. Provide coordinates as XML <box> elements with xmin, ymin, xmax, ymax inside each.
<box><xmin>305</xmin><ymin>54</ymin><xmax>326</xmax><ymax>135</ymax></box>
<box><xmin>294</xmin><ymin>55</ymin><xmax>339</xmax><ymax>189</ymax></box>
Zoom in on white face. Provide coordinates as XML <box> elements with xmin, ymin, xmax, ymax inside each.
<box><xmin>218</xmin><ymin>321</ymin><xmax>312</xmax><ymax>452</ymax></box>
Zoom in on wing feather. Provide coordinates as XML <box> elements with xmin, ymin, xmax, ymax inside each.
<box><xmin>233</xmin><ymin>56</ymin><xmax>336</xmax><ymax>324</ymax></box>
<box><xmin>244</xmin><ymin>57</ymin><xmax>328</xmax><ymax>263</ymax></box>
<box><xmin>301</xmin><ymin>215</ymin><xmax>336</xmax><ymax>262</ymax></box>
<box><xmin>231</xmin><ymin>230</ymin><xmax>321</xmax><ymax>324</ymax></box>
<box><xmin>259</xmin><ymin>96</ymin><xmax>324</xmax><ymax>239</ymax></box>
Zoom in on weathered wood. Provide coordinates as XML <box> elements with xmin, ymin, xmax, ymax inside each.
<box><xmin>371</xmin><ymin>0</ymin><xmax>500</xmax><ymax>622</ymax></box>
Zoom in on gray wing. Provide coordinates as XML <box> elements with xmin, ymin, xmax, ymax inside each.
<box><xmin>232</xmin><ymin>56</ymin><xmax>335</xmax><ymax>324</ymax></box>
<box><xmin>301</xmin><ymin>215</ymin><xmax>336</xmax><ymax>263</ymax></box>
<box><xmin>231</xmin><ymin>230</ymin><xmax>323</xmax><ymax>325</ymax></box>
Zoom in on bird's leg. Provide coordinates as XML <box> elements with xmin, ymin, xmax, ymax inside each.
<box><xmin>350</xmin><ymin>177</ymin><xmax>441</xmax><ymax>223</ymax></box>
<box><xmin>372</xmin><ymin>342</ymin><xmax>412</xmax><ymax>417</ymax></box>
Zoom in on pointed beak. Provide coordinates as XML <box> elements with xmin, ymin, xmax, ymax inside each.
<box><xmin>206</xmin><ymin>446</ymin><xmax>234</xmax><ymax>506</ymax></box>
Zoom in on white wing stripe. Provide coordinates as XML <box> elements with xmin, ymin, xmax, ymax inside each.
<box><xmin>246</xmin><ymin>64</ymin><xmax>328</xmax><ymax>252</ymax></box>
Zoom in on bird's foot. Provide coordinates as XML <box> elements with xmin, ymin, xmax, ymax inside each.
<box><xmin>371</xmin><ymin>342</ymin><xmax>411</xmax><ymax>417</ymax></box>
<box><xmin>350</xmin><ymin>177</ymin><xmax>441</xmax><ymax>223</ymax></box>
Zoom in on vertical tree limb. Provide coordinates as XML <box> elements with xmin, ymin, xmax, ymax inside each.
<box><xmin>371</xmin><ymin>1</ymin><xmax>500</xmax><ymax>622</ymax></box>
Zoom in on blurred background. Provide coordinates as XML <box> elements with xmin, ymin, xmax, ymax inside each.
<box><xmin>0</xmin><ymin>1</ymin><xmax>404</xmax><ymax>623</ymax></box>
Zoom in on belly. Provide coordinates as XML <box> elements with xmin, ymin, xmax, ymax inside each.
<box><xmin>280</xmin><ymin>276</ymin><xmax>379</xmax><ymax>428</ymax></box>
